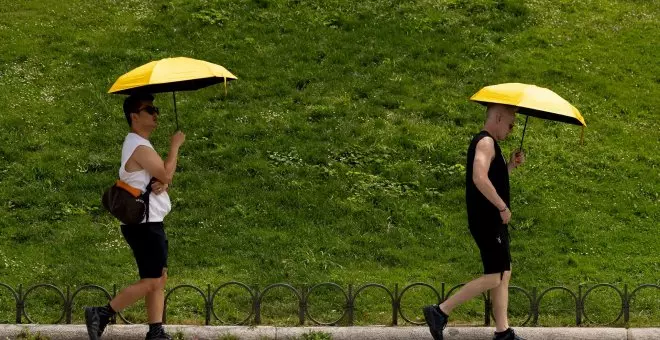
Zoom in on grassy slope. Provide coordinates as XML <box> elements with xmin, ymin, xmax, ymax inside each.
<box><xmin>0</xmin><ymin>0</ymin><xmax>658</xmax><ymax>326</ymax></box>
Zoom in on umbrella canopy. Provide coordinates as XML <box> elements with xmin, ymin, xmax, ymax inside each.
<box><xmin>109</xmin><ymin>57</ymin><xmax>237</xmax><ymax>129</ymax></box>
<box><xmin>108</xmin><ymin>57</ymin><xmax>237</xmax><ymax>94</ymax></box>
<box><xmin>470</xmin><ymin>83</ymin><xmax>585</xmax><ymax>148</ymax></box>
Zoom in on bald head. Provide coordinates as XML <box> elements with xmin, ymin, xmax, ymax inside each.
<box><xmin>486</xmin><ymin>104</ymin><xmax>517</xmax><ymax>121</ymax></box>
<box><xmin>484</xmin><ymin>104</ymin><xmax>518</xmax><ymax>141</ymax></box>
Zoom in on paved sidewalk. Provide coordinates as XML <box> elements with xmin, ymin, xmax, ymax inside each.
<box><xmin>0</xmin><ymin>325</ymin><xmax>659</xmax><ymax>340</ymax></box>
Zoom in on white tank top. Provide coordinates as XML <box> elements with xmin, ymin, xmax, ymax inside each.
<box><xmin>119</xmin><ymin>133</ymin><xmax>172</xmax><ymax>223</ymax></box>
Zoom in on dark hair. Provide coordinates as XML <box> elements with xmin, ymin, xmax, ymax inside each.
<box><xmin>123</xmin><ymin>93</ymin><xmax>154</xmax><ymax>127</ymax></box>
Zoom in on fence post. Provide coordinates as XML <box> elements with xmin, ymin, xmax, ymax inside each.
<box><xmin>441</xmin><ymin>282</ymin><xmax>446</xmax><ymax>302</ymax></box>
<box><xmin>623</xmin><ymin>284</ymin><xmax>629</xmax><ymax>325</ymax></box>
<box><xmin>253</xmin><ymin>285</ymin><xmax>261</xmax><ymax>325</ymax></box>
<box><xmin>299</xmin><ymin>284</ymin><xmax>307</xmax><ymax>325</ymax></box>
<box><xmin>16</xmin><ymin>284</ymin><xmax>22</xmax><ymax>324</ymax></box>
<box><xmin>576</xmin><ymin>285</ymin><xmax>583</xmax><ymax>326</ymax></box>
<box><xmin>206</xmin><ymin>284</ymin><xmax>212</xmax><ymax>326</ymax></box>
<box><xmin>347</xmin><ymin>284</ymin><xmax>354</xmax><ymax>326</ymax></box>
<box><xmin>392</xmin><ymin>284</ymin><xmax>399</xmax><ymax>326</ymax></box>
<box><xmin>531</xmin><ymin>287</ymin><xmax>538</xmax><ymax>326</ymax></box>
<box><xmin>65</xmin><ymin>286</ymin><xmax>72</xmax><ymax>324</ymax></box>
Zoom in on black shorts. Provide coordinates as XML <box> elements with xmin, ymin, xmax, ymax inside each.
<box><xmin>469</xmin><ymin>223</ymin><xmax>511</xmax><ymax>275</ymax></box>
<box><xmin>121</xmin><ymin>222</ymin><xmax>168</xmax><ymax>279</ymax></box>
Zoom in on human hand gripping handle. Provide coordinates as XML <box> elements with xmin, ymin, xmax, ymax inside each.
<box><xmin>508</xmin><ymin>149</ymin><xmax>525</xmax><ymax>172</ymax></box>
<box><xmin>152</xmin><ymin>131</ymin><xmax>185</xmax><ymax>193</ymax></box>
<box><xmin>171</xmin><ymin>131</ymin><xmax>186</xmax><ymax>149</ymax></box>
<box><xmin>157</xmin><ymin>131</ymin><xmax>186</xmax><ymax>185</ymax></box>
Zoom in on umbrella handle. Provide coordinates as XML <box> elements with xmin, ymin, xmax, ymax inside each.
<box><xmin>519</xmin><ymin>115</ymin><xmax>529</xmax><ymax>152</ymax></box>
<box><xmin>173</xmin><ymin>91</ymin><xmax>179</xmax><ymax>130</ymax></box>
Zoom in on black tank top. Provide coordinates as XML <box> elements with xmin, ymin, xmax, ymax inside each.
<box><xmin>465</xmin><ymin>131</ymin><xmax>510</xmax><ymax>227</ymax></box>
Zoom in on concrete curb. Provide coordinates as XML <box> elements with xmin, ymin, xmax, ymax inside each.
<box><xmin>0</xmin><ymin>325</ymin><xmax>658</xmax><ymax>340</ymax></box>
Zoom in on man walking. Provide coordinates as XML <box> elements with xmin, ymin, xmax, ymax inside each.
<box><xmin>423</xmin><ymin>103</ymin><xmax>525</xmax><ymax>340</ymax></box>
<box><xmin>85</xmin><ymin>93</ymin><xmax>185</xmax><ymax>340</ymax></box>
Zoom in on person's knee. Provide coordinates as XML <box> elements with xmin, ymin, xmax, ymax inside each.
<box><xmin>153</xmin><ymin>269</ymin><xmax>168</xmax><ymax>290</ymax></box>
<box><xmin>502</xmin><ymin>270</ymin><xmax>512</xmax><ymax>282</ymax></box>
<box><xmin>159</xmin><ymin>270</ymin><xmax>168</xmax><ymax>287</ymax></box>
<box><xmin>484</xmin><ymin>274</ymin><xmax>502</xmax><ymax>288</ymax></box>
<box><xmin>140</xmin><ymin>278</ymin><xmax>159</xmax><ymax>292</ymax></box>
<box><xmin>492</xmin><ymin>271</ymin><xmax>512</xmax><ymax>290</ymax></box>
<box><xmin>142</xmin><ymin>275</ymin><xmax>166</xmax><ymax>292</ymax></box>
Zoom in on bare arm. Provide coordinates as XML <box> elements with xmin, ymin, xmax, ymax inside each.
<box><xmin>472</xmin><ymin>137</ymin><xmax>510</xmax><ymax>223</ymax></box>
<box><xmin>131</xmin><ymin>145</ymin><xmax>178</xmax><ymax>184</ymax></box>
<box><xmin>130</xmin><ymin>132</ymin><xmax>185</xmax><ymax>185</ymax></box>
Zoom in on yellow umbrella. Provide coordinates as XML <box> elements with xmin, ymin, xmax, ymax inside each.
<box><xmin>470</xmin><ymin>83</ymin><xmax>586</xmax><ymax>149</ymax></box>
<box><xmin>109</xmin><ymin>57</ymin><xmax>238</xmax><ymax>129</ymax></box>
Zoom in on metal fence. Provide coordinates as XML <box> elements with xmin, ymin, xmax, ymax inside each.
<box><xmin>0</xmin><ymin>282</ymin><xmax>658</xmax><ymax>326</ymax></box>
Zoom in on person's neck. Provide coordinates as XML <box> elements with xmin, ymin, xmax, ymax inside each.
<box><xmin>131</xmin><ymin>127</ymin><xmax>151</xmax><ymax>140</ymax></box>
<box><xmin>482</xmin><ymin>122</ymin><xmax>499</xmax><ymax>141</ymax></box>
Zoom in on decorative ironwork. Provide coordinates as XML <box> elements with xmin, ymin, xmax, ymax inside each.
<box><xmin>0</xmin><ymin>282</ymin><xmax>657</xmax><ymax>326</ymax></box>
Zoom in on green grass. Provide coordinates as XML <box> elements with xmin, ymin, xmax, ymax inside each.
<box><xmin>0</xmin><ymin>0</ymin><xmax>658</xmax><ymax>327</ymax></box>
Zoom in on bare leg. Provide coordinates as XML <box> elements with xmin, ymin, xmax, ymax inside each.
<box><xmin>146</xmin><ymin>270</ymin><xmax>168</xmax><ymax>323</ymax></box>
<box><xmin>109</xmin><ymin>278</ymin><xmax>160</xmax><ymax>312</ymax></box>
<box><xmin>440</xmin><ymin>273</ymin><xmax>502</xmax><ymax>314</ymax></box>
<box><xmin>490</xmin><ymin>270</ymin><xmax>511</xmax><ymax>332</ymax></box>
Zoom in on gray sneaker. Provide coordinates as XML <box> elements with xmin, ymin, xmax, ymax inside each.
<box><xmin>422</xmin><ymin>305</ymin><xmax>448</xmax><ymax>340</ymax></box>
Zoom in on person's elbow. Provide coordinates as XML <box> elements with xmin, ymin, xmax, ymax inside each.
<box><xmin>472</xmin><ymin>173</ymin><xmax>487</xmax><ymax>187</ymax></box>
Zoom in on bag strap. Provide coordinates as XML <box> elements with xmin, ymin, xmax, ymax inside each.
<box><xmin>142</xmin><ymin>177</ymin><xmax>157</xmax><ymax>223</ymax></box>
<box><xmin>115</xmin><ymin>180</ymin><xmax>142</xmax><ymax>197</ymax></box>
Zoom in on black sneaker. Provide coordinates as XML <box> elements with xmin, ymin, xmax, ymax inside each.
<box><xmin>84</xmin><ymin>307</ymin><xmax>100</xmax><ymax>340</ymax></box>
<box><xmin>422</xmin><ymin>305</ymin><xmax>448</xmax><ymax>340</ymax></box>
<box><xmin>145</xmin><ymin>328</ymin><xmax>173</xmax><ymax>340</ymax></box>
<box><xmin>97</xmin><ymin>314</ymin><xmax>111</xmax><ymax>338</ymax></box>
<box><xmin>84</xmin><ymin>306</ymin><xmax>111</xmax><ymax>339</ymax></box>
<box><xmin>493</xmin><ymin>328</ymin><xmax>526</xmax><ymax>340</ymax></box>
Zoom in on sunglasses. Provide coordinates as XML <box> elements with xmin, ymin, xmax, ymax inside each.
<box><xmin>139</xmin><ymin>106</ymin><xmax>160</xmax><ymax>115</ymax></box>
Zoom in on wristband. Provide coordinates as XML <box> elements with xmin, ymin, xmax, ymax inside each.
<box><xmin>499</xmin><ymin>207</ymin><xmax>508</xmax><ymax>212</ymax></box>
